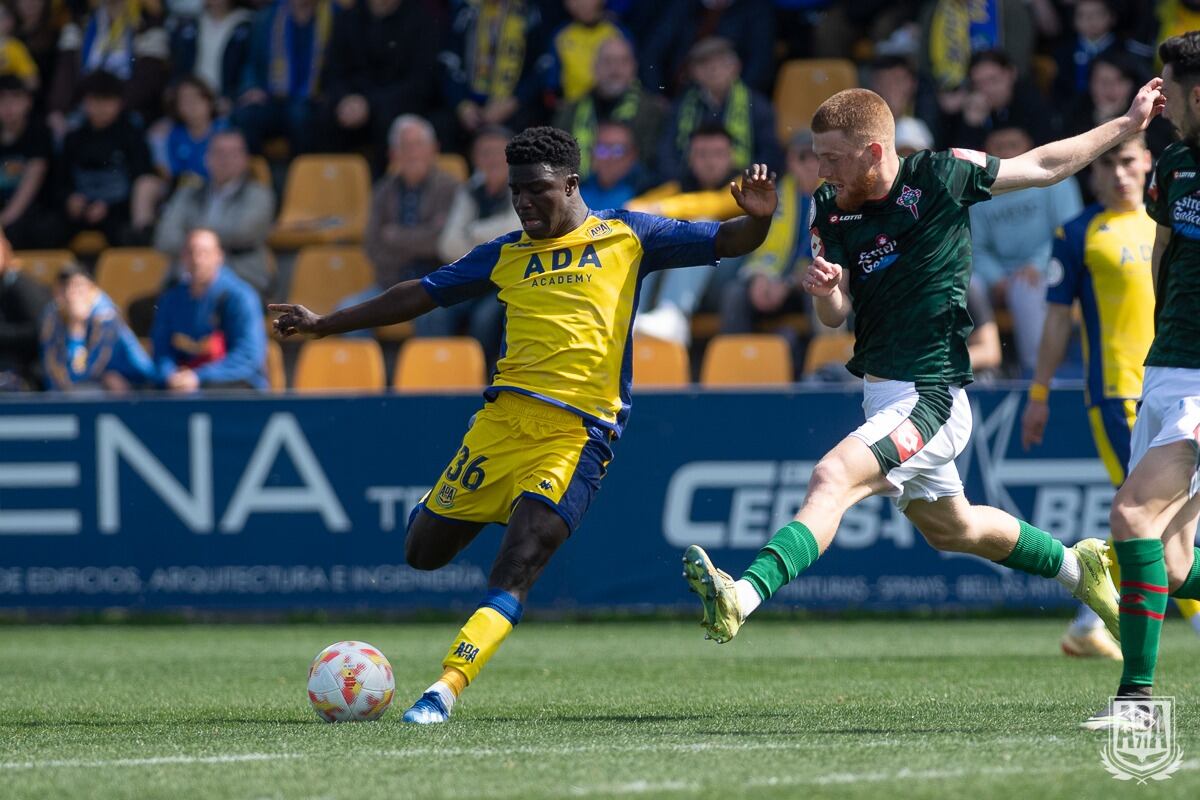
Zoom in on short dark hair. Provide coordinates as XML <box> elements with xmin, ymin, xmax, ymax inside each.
<box><xmin>167</xmin><ymin>75</ymin><xmax>217</xmax><ymax>123</ymax></box>
<box><xmin>1160</xmin><ymin>31</ymin><xmax>1200</xmax><ymax>84</ymax></box>
<box><xmin>77</xmin><ymin>70</ymin><xmax>124</xmax><ymax>101</ymax></box>
<box><xmin>870</xmin><ymin>55</ymin><xmax>916</xmax><ymax>77</ymax></box>
<box><xmin>969</xmin><ymin>49</ymin><xmax>1014</xmax><ymax>73</ymax></box>
<box><xmin>1091</xmin><ymin>49</ymin><xmax>1146</xmax><ymax>87</ymax></box>
<box><xmin>0</xmin><ymin>75</ymin><xmax>29</xmax><ymax>95</ymax></box>
<box><xmin>55</xmin><ymin>263</ymin><xmax>90</xmax><ymax>286</ymax></box>
<box><xmin>505</xmin><ymin>126</ymin><xmax>581</xmax><ymax>174</ymax></box>
<box><xmin>689</xmin><ymin>122</ymin><xmax>733</xmax><ymax>144</ymax></box>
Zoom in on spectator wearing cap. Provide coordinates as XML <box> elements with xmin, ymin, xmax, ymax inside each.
<box><xmin>0</xmin><ymin>75</ymin><xmax>56</xmax><ymax>248</ymax></box>
<box><xmin>166</xmin><ymin>0</ymin><xmax>254</xmax><ymax>111</ymax></box>
<box><xmin>579</xmin><ymin>120</ymin><xmax>649</xmax><ymax>210</ymax></box>
<box><xmin>637</xmin><ymin>0</ymin><xmax>775</xmax><ymax>96</ymax></box>
<box><xmin>894</xmin><ymin>117</ymin><xmax>934</xmax><ymax>157</ymax></box>
<box><xmin>553</xmin><ymin>34</ymin><xmax>667</xmax><ymax>181</ymax></box>
<box><xmin>58</xmin><ymin>69</ymin><xmax>161</xmax><ymax>246</ymax></box>
<box><xmin>969</xmin><ymin>125</ymin><xmax>1082</xmax><ymax>375</ymax></box>
<box><xmin>657</xmin><ymin>36</ymin><xmax>780</xmax><ymax>185</ymax></box>
<box><xmin>40</xmin><ymin>264</ymin><xmax>157</xmax><ymax>392</ymax></box>
<box><xmin>939</xmin><ymin>50</ymin><xmax>1053</xmax><ymax>150</ymax></box>
<box><xmin>0</xmin><ymin>226</ymin><xmax>49</xmax><ymax>390</ymax></box>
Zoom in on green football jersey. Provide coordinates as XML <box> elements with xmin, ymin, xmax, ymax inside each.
<box><xmin>810</xmin><ymin>148</ymin><xmax>1000</xmax><ymax>385</ymax></box>
<box><xmin>1144</xmin><ymin>141</ymin><xmax>1200</xmax><ymax>369</ymax></box>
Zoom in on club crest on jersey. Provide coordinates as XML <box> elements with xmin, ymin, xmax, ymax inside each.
<box><xmin>896</xmin><ymin>185</ymin><xmax>922</xmax><ymax>219</ymax></box>
<box><xmin>436</xmin><ymin>484</ymin><xmax>457</xmax><ymax>508</ymax></box>
<box><xmin>587</xmin><ymin>221</ymin><xmax>612</xmax><ymax>238</ymax></box>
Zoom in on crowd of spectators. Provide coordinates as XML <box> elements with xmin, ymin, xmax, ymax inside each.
<box><xmin>0</xmin><ymin>0</ymin><xmax>1184</xmax><ymax>392</ymax></box>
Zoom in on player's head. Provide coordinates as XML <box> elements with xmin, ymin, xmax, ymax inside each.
<box><xmin>505</xmin><ymin>126</ymin><xmax>584</xmax><ymax>239</ymax></box>
<box><xmin>1160</xmin><ymin>32</ymin><xmax>1200</xmax><ymax>142</ymax></box>
<box><xmin>983</xmin><ymin>125</ymin><xmax>1033</xmax><ymax>159</ymax></box>
<box><xmin>811</xmin><ymin>88</ymin><xmax>895</xmax><ymax>211</ymax></box>
<box><xmin>1091</xmin><ymin>134</ymin><xmax>1151</xmax><ymax>211</ymax></box>
<box><xmin>687</xmin><ymin>123</ymin><xmax>735</xmax><ymax>190</ymax></box>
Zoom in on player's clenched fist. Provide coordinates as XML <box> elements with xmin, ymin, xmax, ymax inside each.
<box><xmin>802</xmin><ymin>255</ymin><xmax>842</xmax><ymax>296</ymax></box>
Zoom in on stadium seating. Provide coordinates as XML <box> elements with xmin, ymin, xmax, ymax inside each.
<box><xmin>394</xmin><ymin>336</ymin><xmax>486</xmax><ymax>392</ymax></box>
<box><xmin>437</xmin><ymin>153</ymin><xmax>471</xmax><ymax>182</ymax></box>
<box><xmin>265</xmin><ymin>340</ymin><xmax>286</xmax><ymax>391</ymax></box>
<box><xmin>773</xmin><ymin>58</ymin><xmax>858</xmax><ymax>141</ymax></box>
<box><xmin>286</xmin><ymin>245</ymin><xmax>376</xmax><ymax>315</ymax></box>
<box><xmin>802</xmin><ymin>332</ymin><xmax>856</xmax><ymax>376</ymax></box>
<box><xmin>268</xmin><ymin>154</ymin><xmax>372</xmax><ymax>250</ymax></box>
<box><xmin>13</xmin><ymin>250</ymin><xmax>78</xmax><ymax>286</ymax></box>
<box><xmin>293</xmin><ymin>338</ymin><xmax>386</xmax><ymax>393</ymax></box>
<box><xmin>700</xmin><ymin>334</ymin><xmax>793</xmax><ymax>386</ymax></box>
<box><xmin>94</xmin><ymin>248</ymin><xmax>169</xmax><ymax>318</ymax></box>
<box><xmin>250</xmin><ymin>156</ymin><xmax>272</xmax><ymax>187</ymax></box>
<box><xmin>632</xmin><ymin>335</ymin><xmax>690</xmax><ymax>387</ymax></box>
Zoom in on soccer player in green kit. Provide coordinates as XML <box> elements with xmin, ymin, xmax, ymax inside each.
<box><xmin>683</xmin><ymin>79</ymin><xmax>1167</xmax><ymax>667</ymax></box>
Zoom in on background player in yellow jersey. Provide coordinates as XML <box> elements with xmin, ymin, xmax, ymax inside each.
<box><xmin>1022</xmin><ymin>134</ymin><xmax>1200</xmax><ymax>659</ymax></box>
<box><xmin>270</xmin><ymin>127</ymin><xmax>778</xmax><ymax>724</ymax></box>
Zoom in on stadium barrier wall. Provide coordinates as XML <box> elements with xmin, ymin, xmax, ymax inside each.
<box><xmin>0</xmin><ymin>386</ymin><xmax>1112</xmax><ymax>611</ymax></box>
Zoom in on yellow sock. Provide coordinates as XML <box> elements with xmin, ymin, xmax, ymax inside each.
<box><xmin>1174</xmin><ymin>598</ymin><xmax>1200</xmax><ymax>620</ymax></box>
<box><xmin>438</xmin><ymin>667</ymin><xmax>468</xmax><ymax>697</ymax></box>
<box><xmin>1109</xmin><ymin>536</ymin><xmax>1200</xmax><ymax>622</ymax></box>
<box><xmin>440</xmin><ymin>589</ymin><xmax>523</xmax><ymax>689</ymax></box>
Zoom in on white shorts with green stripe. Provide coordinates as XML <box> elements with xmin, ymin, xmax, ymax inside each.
<box><xmin>848</xmin><ymin>378</ymin><xmax>972</xmax><ymax>510</ymax></box>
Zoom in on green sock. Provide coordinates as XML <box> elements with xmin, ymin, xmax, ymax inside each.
<box><xmin>1170</xmin><ymin>548</ymin><xmax>1200</xmax><ymax>600</ymax></box>
<box><xmin>1114</xmin><ymin>538</ymin><xmax>1168</xmax><ymax>687</ymax></box>
<box><xmin>742</xmin><ymin>521</ymin><xmax>819</xmax><ymax>601</ymax></box>
<box><xmin>998</xmin><ymin>520</ymin><xmax>1065</xmax><ymax>578</ymax></box>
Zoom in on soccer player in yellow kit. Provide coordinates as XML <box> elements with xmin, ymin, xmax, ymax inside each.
<box><xmin>270</xmin><ymin>127</ymin><xmax>778</xmax><ymax>724</ymax></box>
<box><xmin>1022</xmin><ymin>134</ymin><xmax>1200</xmax><ymax>659</ymax></box>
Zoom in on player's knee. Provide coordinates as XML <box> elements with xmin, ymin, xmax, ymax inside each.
<box><xmin>805</xmin><ymin>458</ymin><xmax>851</xmax><ymax>511</ymax></box>
<box><xmin>917</xmin><ymin>520</ymin><xmax>970</xmax><ymax>553</ymax></box>
<box><xmin>1109</xmin><ymin>498</ymin><xmax>1147</xmax><ymax>542</ymax></box>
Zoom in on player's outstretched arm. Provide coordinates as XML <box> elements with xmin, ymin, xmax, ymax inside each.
<box><xmin>992</xmin><ymin>77</ymin><xmax>1164</xmax><ymax>195</ymax></box>
<box><xmin>715</xmin><ymin>163</ymin><xmax>777</xmax><ymax>258</ymax></box>
<box><xmin>269</xmin><ymin>279</ymin><xmax>437</xmax><ymax>338</ymax></box>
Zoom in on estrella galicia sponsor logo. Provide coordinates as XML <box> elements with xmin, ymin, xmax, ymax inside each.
<box><xmin>1099</xmin><ymin>697</ymin><xmax>1183</xmax><ymax>783</ymax></box>
<box><xmin>857</xmin><ymin>234</ymin><xmax>900</xmax><ymax>276</ymax></box>
<box><xmin>1174</xmin><ymin>170</ymin><xmax>1197</xmax><ymax>179</ymax></box>
<box><xmin>1171</xmin><ymin>193</ymin><xmax>1200</xmax><ymax>240</ymax></box>
<box><xmin>896</xmin><ymin>184</ymin><xmax>922</xmax><ymax>219</ymax></box>
<box><xmin>828</xmin><ymin>213</ymin><xmax>863</xmax><ymax>224</ymax></box>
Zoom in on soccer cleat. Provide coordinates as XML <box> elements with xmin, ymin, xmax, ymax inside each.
<box><xmin>1070</xmin><ymin>538</ymin><xmax>1121</xmax><ymax>642</ymax></box>
<box><xmin>1060</xmin><ymin>626</ymin><xmax>1123</xmax><ymax>660</ymax></box>
<box><xmin>681</xmin><ymin>545</ymin><xmax>742</xmax><ymax>643</ymax></box>
<box><xmin>401</xmin><ymin>691</ymin><xmax>451</xmax><ymax>724</ymax></box>
<box><xmin>1081</xmin><ymin>699</ymin><xmax>1158</xmax><ymax>732</ymax></box>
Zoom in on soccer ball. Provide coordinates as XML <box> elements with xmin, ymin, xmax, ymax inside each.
<box><xmin>306</xmin><ymin>640</ymin><xmax>395</xmax><ymax>723</ymax></box>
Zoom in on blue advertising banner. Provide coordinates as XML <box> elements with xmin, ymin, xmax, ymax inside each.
<box><xmin>0</xmin><ymin>386</ymin><xmax>1114</xmax><ymax>611</ymax></box>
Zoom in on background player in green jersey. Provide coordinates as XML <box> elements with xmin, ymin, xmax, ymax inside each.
<box><xmin>1079</xmin><ymin>33</ymin><xmax>1200</xmax><ymax>733</ymax></box>
<box><xmin>684</xmin><ymin>80</ymin><xmax>1166</xmax><ymax>683</ymax></box>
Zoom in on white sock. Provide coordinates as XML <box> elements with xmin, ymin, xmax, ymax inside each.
<box><xmin>1054</xmin><ymin>548</ymin><xmax>1082</xmax><ymax>592</ymax></box>
<box><xmin>734</xmin><ymin>579</ymin><xmax>762</xmax><ymax>619</ymax></box>
<box><xmin>426</xmin><ymin>681</ymin><xmax>456</xmax><ymax>711</ymax></box>
<box><xmin>1069</xmin><ymin>603</ymin><xmax>1102</xmax><ymax>635</ymax></box>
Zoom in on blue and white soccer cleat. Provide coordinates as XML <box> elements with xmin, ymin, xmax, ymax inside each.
<box><xmin>402</xmin><ymin>690</ymin><xmax>451</xmax><ymax>724</ymax></box>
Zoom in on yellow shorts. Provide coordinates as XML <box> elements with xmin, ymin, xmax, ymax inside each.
<box><xmin>422</xmin><ymin>391</ymin><xmax>614</xmax><ymax>531</ymax></box>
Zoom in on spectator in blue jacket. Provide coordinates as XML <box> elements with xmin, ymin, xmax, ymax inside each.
<box><xmin>40</xmin><ymin>265</ymin><xmax>158</xmax><ymax>392</ymax></box>
<box><xmin>151</xmin><ymin>227</ymin><xmax>266</xmax><ymax>391</ymax></box>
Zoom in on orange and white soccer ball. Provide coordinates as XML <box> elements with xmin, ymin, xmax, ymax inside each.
<box><xmin>307</xmin><ymin>640</ymin><xmax>395</xmax><ymax>723</ymax></box>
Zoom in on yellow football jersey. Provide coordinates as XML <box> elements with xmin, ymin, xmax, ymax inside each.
<box><xmin>421</xmin><ymin>210</ymin><xmax>719</xmax><ymax>434</ymax></box>
<box><xmin>1046</xmin><ymin>205</ymin><xmax>1156</xmax><ymax>406</ymax></box>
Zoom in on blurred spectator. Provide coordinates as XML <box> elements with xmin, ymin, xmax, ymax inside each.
<box><xmin>59</xmin><ymin>70</ymin><xmax>161</xmax><ymax>245</ymax></box>
<box><xmin>540</xmin><ymin>0</ymin><xmax>624</xmax><ymax>106</ymax></box>
<box><xmin>148</xmin><ymin>75</ymin><xmax>228</xmax><ymax>185</ymax></box>
<box><xmin>579</xmin><ymin>120</ymin><xmax>648</xmax><ymax>209</ymax></box>
<box><xmin>166</xmin><ymin>0</ymin><xmax>255</xmax><ymax>111</ymax></box>
<box><xmin>0</xmin><ymin>76</ymin><xmax>56</xmax><ymax>248</ymax></box>
<box><xmin>966</xmin><ymin>276</ymin><xmax>1002</xmax><ymax>380</ymax></box>
<box><xmin>637</xmin><ymin>0</ymin><xmax>775</xmax><ymax>96</ymax></box>
<box><xmin>0</xmin><ymin>3</ymin><xmax>40</xmax><ymax>90</ymax></box>
<box><xmin>1061</xmin><ymin>51</ymin><xmax>1171</xmax><ymax>158</ymax></box>
<box><xmin>918</xmin><ymin>0</ymin><xmax>1035</xmax><ymax>90</ymax></box>
<box><xmin>806</xmin><ymin>0</ymin><xmax>920</xmax><ymax>61</ymax></box>
<box><xmin>150</xmin><ymin>227</ymin><xmax>267</xmax><ymax>392</ymax></box>
<box><xmin>632</xmin><ymin>123</ymin><xmax>742</xmax><ymax>345</ymax></box>
<box><xmin>554</xmin><ymin>34</ymin><xmax>667</xmax><ymax>181</ymax></box>
<box><xmin>12</xmin><ymin>0</ymin><xmax>62</xmax><ymax>107</ymax></box>
<box><xmin>970</xmin><ymin>125</ymin><xmax>1082</xmax><ymax>375</ymax></box>
<box><xmin>439</xmin><ymin>0</ymin><xmax>544</xmax><ymax>143</ymax></box>
<box><xmin>48</xmin><ymin>0</ymin><xmax>170</xmax><ymax>133</ymax></box>
<box><xmin>0</xmin><ymin>226</ymin><xmax>48</xmax><ymax>389</ymax></box>
<box><xmin>939</xmin><ymin>50</ymin><xmax>1052</xmax><ymax>150</ymax></box>
<box><xmin>658</xmin><ymin>37</ymin><xmax>780</xmax><ymax>184</ymax></box>
<box><xmin>40</xmin><ymin>264</ymin><xmax>157</xmax><ymax>392</ymax></box>
<box><xmin>153</xmin><ymin>128</ymin><xmax>275</xmax><ymax>296</ymax></box>
<box><xmin>868</xmin><ymin>56</ymin><xmax>940</xmax><ymax>146</ymax></box>
<box><xmin>719</xmin><ymin>130</ymin><xmax>817</xmax><ymax>336</ymax></box>
<box><xmin>894</xmin><ymin>116</ymin><xmax>934</xmax><ymax>156</ymax></box>
<box><xmin>1053</xmin><ymin>0</ymin><xmax>1127</xmax><ymax>96</ymax></box>
<box><xmin>233</xmin><ymin>0</ymin><xmax>333</xmax><ymax>154</ymax></box>
<box><xmin>319</xmin><ymin>0</ymin><xmax>437</xmax><ymax>173</ymax></box>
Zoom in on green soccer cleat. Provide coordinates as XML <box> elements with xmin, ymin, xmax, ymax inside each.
<box><xmin>681</xmin><ymin>545</ymin><xmax>742</xmax><ymax>643</ymax></box>
<box><xmin>1071</xmin><ymin>538</ymin><xmax>1121</xmax><ymax>642</ymax></box>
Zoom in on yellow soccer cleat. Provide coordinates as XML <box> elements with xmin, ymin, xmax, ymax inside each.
<box><xmin>1071</xmin><ymin>538</ymin><xmax>1121</xmax><ymax>642</ymax></box>
<box><xmin>682</xmin><ymin>545</ymin><xmax>742</xmax><ymax>643</ymax></box>
<box><xmin>1061</xmin><ymin>626</ymin><xmax>1123</xmax><ymax>660</ymax></box>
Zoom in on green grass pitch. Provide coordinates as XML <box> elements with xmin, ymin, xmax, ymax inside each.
<box><xmin>2</xmin><ymin>619</ymin><xmax>1199</xmax><ymax>799</ymax></box>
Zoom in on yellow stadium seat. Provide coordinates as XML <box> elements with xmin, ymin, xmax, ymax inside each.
<box><xmin>68</xmin><ymin>230</ymin><xmax>109</xmax><ymax>257</ymax></box>
<box><xmin>293</xmin><ymin>338</ymin><xmax>386</xmax><ymax>393</ymax></box>
<box><xmin>266</xmin><ymin>339</ymin><xmax>286</xmax><ymax>391</ymax></box>
<box><xmin>774</xmin><ymin>58</ymin><xmax>859</xmax><ymax>142</ymax></box>
<box><xmin>394</xmin><ymin>336</ymin><xmax>486</xmax><ymax>392</ymax></box>
<box><xmin>436</xmin><ymin>153</ymin><xmax>470</xmax><ymax>182</ymax></box>
<box><xmin>700</xmin><ymin>334</ymin><xmax>793</xmax><ymax>386</ymax></box>
<box><xmin>287</xmin><ymin>245</ymin><xmax>376</xmax><ymax>315</ymax></box>
<box><xmin>13</xmin><ymin>250</ymin><xmax>78</xmax><ymax>286</ymax></box>
<box><xmin>250</xmin><ymin>155</ymin><xmax>272</xmax><ymax>187</ymax></box>
<box><xmin>633</xmin><ymin>335</ymin><xmax>690</xmax><ymax>387</ymax></box>
<box><xmin>269</xmin><ymin>154</ymin><xmax>372</xmax><ymax>250</ymax></box>
<box><xmin>94</xmin><ymin>248</ymin><xmax>169</xmax><ymax>317</ymax></box>
<box><xmin>802</xmin><ymin>332</ymin><xmax>856</xmax><ymax>376</ymax></box>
